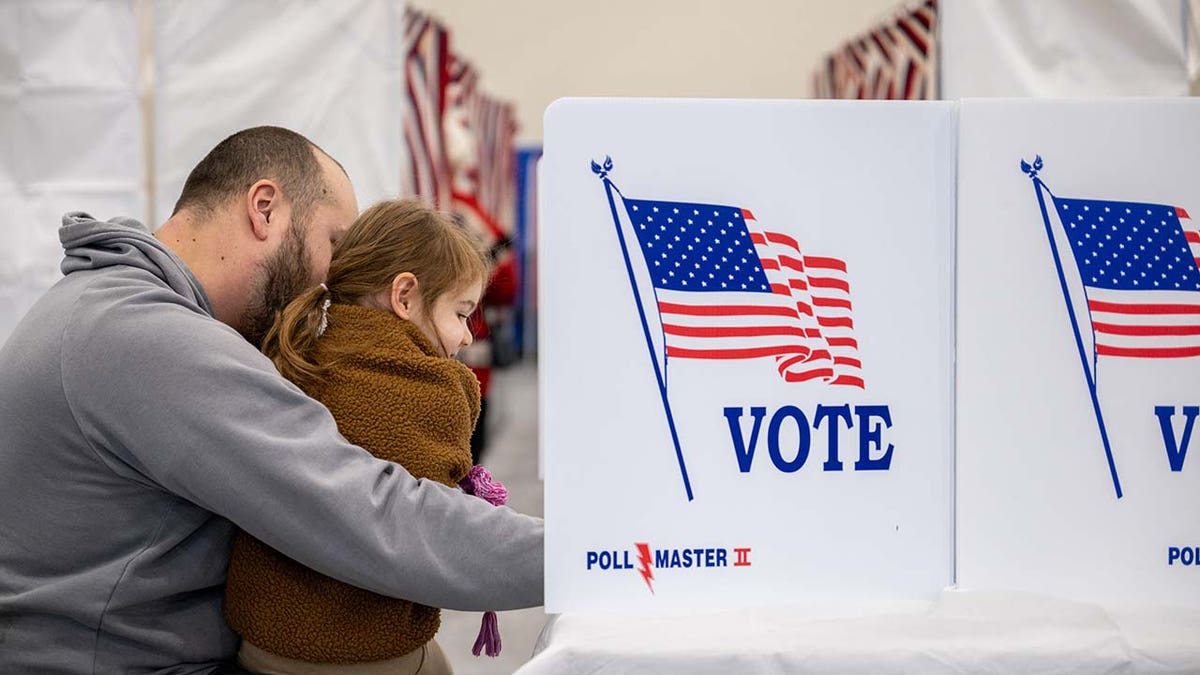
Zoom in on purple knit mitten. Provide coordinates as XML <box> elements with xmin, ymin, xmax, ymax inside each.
<box><xmin>459</xmin><ymin>465</ymin><xmax>507</xmax><ymax>656</ymax></box>
<box><xmin>459</xmin><ymin>464</ymin><xmax>508</xmax><ymax>507</ymax></box>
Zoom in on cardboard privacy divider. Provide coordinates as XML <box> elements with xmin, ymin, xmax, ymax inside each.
<box><xmin>956</xmin><ymin>98</ymin><xmax>1200</xmax><ymax>606</ymax></box>
<box><xmin>540</xmin><ymin>99</ymin><xmax>956</xmax><ymax>612</ymax></box>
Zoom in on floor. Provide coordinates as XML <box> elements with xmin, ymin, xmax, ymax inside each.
<box><xmin>437</xmin><ymin>360</ymin><xmax>549</xmax><ymax>674</ymax></box>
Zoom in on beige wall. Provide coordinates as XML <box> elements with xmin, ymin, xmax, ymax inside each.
<box><xmin>411</xmin><ymin>0</ymin><xmax>905</xmax><ymax>144</ymax></box>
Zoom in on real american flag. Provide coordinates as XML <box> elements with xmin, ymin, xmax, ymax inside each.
<box><xmin>1052</xmin><ymin>196</ymin><xmax>1200</xmax><ymax>359</ymax></box>
<box><xmin>812</xmin><ymin>0</ymin><xmax>937</xmax><ymax>100</ymax></box>
<box><xmin>402</xmin><ymin>8</ymin><xmax>452</xmax><ymax>210</ymax></box>
<box><xmin>622</xmin><ymin>197</ymin><xmax>865</xmax><ymax>387</ymax></box>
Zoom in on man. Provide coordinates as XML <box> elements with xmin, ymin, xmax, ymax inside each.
<box><xmin>0</xmin><ymin>127</ymin><xmax>543</xmax><ymax>673</ymax></box>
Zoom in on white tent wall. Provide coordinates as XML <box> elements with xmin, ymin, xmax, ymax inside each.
<box><xmin>941</xmin><ymin>0</ymin><xmax>1192</xmax><ymax>97</ymax></box>
<box><xmin>0</xmin><ymin>0</ymin><xmax>409</xmax><ymax>348</ymax></box>
<box><xmin>153</xmin><ymin>0</ymin><xmax>407</xmax><ymax>226</ymax></box>
<box><xmin>1191</xmin><ymin>0</ymin><xmax>1200</xmax><ymax>93</ymax></box>
<box><xmin>0</xmin><ymin>0</ymin><xmax>144</xmax><ymax>347</ymax></box>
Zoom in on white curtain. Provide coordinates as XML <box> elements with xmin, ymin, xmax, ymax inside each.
<box><xmin>154</xmin><ymin>0</ymin><xmax>407</xmax><ymax>225</ymax></box>
<box><xmin>941</xmin><ymin>0</ymin><xmax>1190</xmax><ymax>97</ymax></box>
<box><xmin>0</xmin><ymin>0</ymin><xmax>144</xmax><ymax>346</ymax></box>
<box><xmin>1189</xmin><ymin>0</ymin><xmax>1200</xmax><ymax>93</ymax></box>
<box><xmin>0</xmin><ymin>0</ymin><xmax>410</xmax><ymax>347</ymax></box>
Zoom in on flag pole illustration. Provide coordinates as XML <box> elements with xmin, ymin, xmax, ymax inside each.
<box><xmin>593</xmin><ymin>156</ymin><xmax>694</xmax><ymax>501</ymax></box>
<box><xmin>594</xmin><ymin>157</ymin><xmax>868</xmax><ymax>502</ymax></box>
<box><xmin>1023</xmin><ymin>155</ymin><xmax>1200</xmax><ymax>499</ymax></box>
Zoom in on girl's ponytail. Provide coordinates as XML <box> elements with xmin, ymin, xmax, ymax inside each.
<box><xmin>260</xmin><ymin>283</ymin><xmax>331</xmax><ymax>390</ymax></box>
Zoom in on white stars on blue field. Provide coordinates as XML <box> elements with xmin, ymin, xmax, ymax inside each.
<box><xmin>1057</xmin><ymin>198</ymin><xmax>1200</xmax><ymax>291</ymax></box>
<box><xmin>626</xmin><ymin>199</ymin><xmax>770</xmax><ymax>292</ymax></box>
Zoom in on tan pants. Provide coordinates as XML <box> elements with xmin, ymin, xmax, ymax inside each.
<box><xmin>238</xmin><ymin>640</ymin><xmax>452</xmax><ymax>675</ymax></box>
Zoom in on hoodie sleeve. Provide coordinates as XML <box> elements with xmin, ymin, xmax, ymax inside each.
<box><xmin>60</xmin><ymin>283</ymin><xmax>543</xmax><ymax>612</ymax></box>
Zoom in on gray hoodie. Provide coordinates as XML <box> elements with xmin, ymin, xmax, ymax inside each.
<box><xmin>0</xmin><ymin>214</ymin><xmax>544</xmax><ymax>674</ymax></box>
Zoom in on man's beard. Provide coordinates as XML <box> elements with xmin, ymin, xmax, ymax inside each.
<box><xmin>240</xmin><ymin>225</ymin><xmax>313</xmax><ymax>348</ymax></box>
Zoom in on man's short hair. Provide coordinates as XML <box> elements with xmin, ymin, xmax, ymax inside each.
<box><xmin>171</xmin><ymin>126</ymin><xmax>331</xmax><ymax>226</ymax></box>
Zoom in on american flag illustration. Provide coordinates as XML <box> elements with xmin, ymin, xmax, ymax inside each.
<box><xmin>594</xmin><ymin>159</ymin><xmax>869</xmax><ymax>501</ymax></box>
<box><xmin>1052</xmin><ymin>197</ymin><xmax>1200</xmax><ymax>359</ymax></box>
<box><xmin>622</xmin><ymin>197</ymin><xmax>865</xmax><ymax>388</ymax></box>
<box><xmin>1026</xmin><ymin>155</ymin><xmax>1200</xmax><ymax>499</ymax></box>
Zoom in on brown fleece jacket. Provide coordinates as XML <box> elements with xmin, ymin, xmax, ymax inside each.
<box><xmin>223</xmin><ymin>304</ymin><xmax>480</xmax><ymax>663</ymax></box>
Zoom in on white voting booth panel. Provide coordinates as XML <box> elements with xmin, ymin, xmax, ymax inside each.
<box><xmin>540</xmin><ymin>99</ymin><xmax>955</xmax><ymax>612</ymax></box>
<box><xmin>957</xmin><ymin>98</ymin><xmax>1200</xmax><ymax>606</ymax></box>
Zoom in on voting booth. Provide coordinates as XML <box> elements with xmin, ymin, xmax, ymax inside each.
<box><xmin>956</xmin><ymin>98</ymin><xmax>1200</xmax><ymax>606</ymax></box>
<box><xmin>540</xmin><ymin>98</ymin><xmax>956</xmax><ymax>612</ymax></box>
<box><xmin>529</xmin><ymin>97</ymin><xmax>1200</xmax><ymax>673</ymax></box>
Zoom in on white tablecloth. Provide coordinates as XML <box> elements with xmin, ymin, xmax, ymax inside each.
<box><xmin>518</xmin><ymin>590</ymin><xmax>1200</xmax><ymax>674</ymax></box>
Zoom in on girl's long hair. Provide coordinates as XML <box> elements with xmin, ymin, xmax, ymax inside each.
<box><xmin>261</xmin><ymin>198</ymin><xmax>490</xmax><ymax>389</ymax></box>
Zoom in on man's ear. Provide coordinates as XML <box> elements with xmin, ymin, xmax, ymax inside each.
<box><xmin>389</xmin><ymin>272</ymin><xmax>419</xmax><ymax>320</ymax></box>
<box><xmin>246</xmin><ymin>180</ymin><xmax>280</xmax><ymax>241</ymax></box>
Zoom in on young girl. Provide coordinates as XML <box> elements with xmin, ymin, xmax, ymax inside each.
<box><xmin>224</xmin><ymin>199</ymin><xmax>508</xmax><ymax>674</ymax></box>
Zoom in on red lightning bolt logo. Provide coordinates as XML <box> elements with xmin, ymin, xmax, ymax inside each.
<box><xmin>635</xmin><ymin>542</ymin><xmax>654</xmax><ymax>594</ymax></box>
